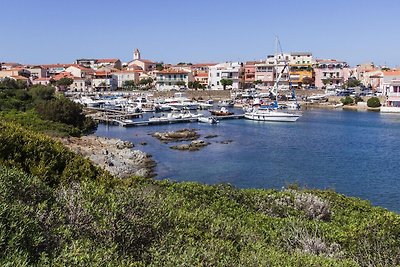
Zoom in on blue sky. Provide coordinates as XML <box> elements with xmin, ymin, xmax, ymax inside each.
<box><xmin>1</xmin><ymin>0</ymin><xmax>399</xmax><ymax>67</ymax></box>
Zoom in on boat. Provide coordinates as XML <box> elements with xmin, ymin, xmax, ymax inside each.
<box><xmin>198</xmin><ymin>116</ymin><xmax>219</xmax><ymax>124</ymax></box>
<box><xmin>244</xmin><ymin>38</ymin><xmax>301</xmax><ymax>122</ymax></box>
<box><xmin>209</xmin><ymin>107</ymin><xmax>234</xmax><ymax>116</ymax></box>
<box><xmin>217</xmin><ymin>100</ymin><xmax>234</xmax><ymax>107</ymax></box>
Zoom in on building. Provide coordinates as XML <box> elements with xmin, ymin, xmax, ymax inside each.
<box><xmin>112</xmin><ymin>70</ymin><xmax>140</xmax><ymax>89</ymax></box>
<box><xmin>288</xmin><ymin>52</ymin><xmax>313</xmax><ymax>88</ymax></box>
<box><xmin>41</xmin><ymin>64</ymin><xmax>75</xmax><ymax>76</ymax></box>
<box><xmin>208</xmin><ymin>62</ymin><xmax>242</xmax><ymax>90</ymax></box>
<box><xmin>65</xmin><ymin>65</ymin><xmax>93</xmax><ymax>78</ymax></box>
<box><xmin>27</xmin><ymin>66</ymin><xmax>47</xmax><ymax>79</ymax></box>
<box><xmin>0</xmin><ymin>67</ymin><xmax>31</xmax><ymax>79</ymax></box>
<box><xmin>244</xmin><ymin>61</ymin><xmax>259</xmax><ymax>88</ymax></box>
<box><xmin>313</xmin><ymin>59</ymin><xmax>350</xmax><ymax>89</ymax></box>
<box><xmin>127</xmin><ymin>48</ymin><xmax>156</xmax><ymax>72</ymax></box>
<box><xmin>32</xmin><ymin>77</ymin><xmax>52</xmax><ymax>86</ymax></box>
<box><xmin>194</xmin><ymin>72</ymin><xmax>209</xmax><ymax>87</ymax></box>
<box><xmin>382</xmin><ymin>70</ymin><xmax>400</xmax><ymax>95</ymax></box>
<box><xmin>92</xmin><ymin>71</ymin><xmax>117</xmax><ymax>91</ymax></box>
<box><xmin>254</xmin><ymin>57</ymin><xmax>276</xmax><ymax>87</ymax></box>
<box><xmin>94</xmin><ymin>59</ymin><xmax>122</xmax><ymax>70</ymax></box>
<box><xmin>75</xmin><ymin>58</ymin><xmax>122</xmax><ymax>70</ymax></box>
<box><xmin>154</xmin><ymin>69</ymin><xmax>192</xmax><ymax>91</ymax></box>
<box><xmin>362</xmin><ymin>70</ymin><xmax>383</xmax><ymax>90</ymax></box>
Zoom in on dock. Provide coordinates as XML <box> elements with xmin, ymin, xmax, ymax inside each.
<box><xmin>95</xmin><ymin>114</ymin><xmax>245</xmax><ymax>127</ymax></box>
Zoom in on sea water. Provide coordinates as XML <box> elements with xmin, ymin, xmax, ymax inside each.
<box><xmin>96</xmin><ymin>109</ymin><xmax>400</xmax><ymax>212</ymax></box>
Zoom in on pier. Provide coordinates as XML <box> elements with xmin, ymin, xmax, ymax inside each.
<box><xmin>94</xmin><ymin>114</ymin><xmax>245</xmax><ymax>127</ymax></box>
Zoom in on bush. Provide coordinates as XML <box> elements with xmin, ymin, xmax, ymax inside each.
<box><xmin>367</xmin><ymin>97</ymin><xmax>381</xmax><ymax>108</ymax></box>
<box><xmin>340</xmin><ymin>96</ymin><xmax>354</xmax><ymax>105</ymax></box>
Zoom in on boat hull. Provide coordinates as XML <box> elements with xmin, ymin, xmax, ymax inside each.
<box><xmin>244</xmin><ymin>111</ymin><xmax>301</xmax><ymax>122</ymax></box>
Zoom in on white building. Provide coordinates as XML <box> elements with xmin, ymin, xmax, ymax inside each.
<box><xmin>113</xmin><ymin>70</ymin><xmax>140</xmax><ymax>89</ymax></box>
<box><xmin>154</xmin><ymin>69</ymin><xmax>192</xmax><ymax>91</ymax></box>
<box><xmin>208</xmin><ymin>62</ymin><xmax>242</xmax><ymax>90</ymax></box>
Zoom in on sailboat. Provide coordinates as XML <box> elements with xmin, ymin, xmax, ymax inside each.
<box><xmin>244</xmin><ymin>38</ymin><xmax>302</xmax><ymax>122</ymax></box>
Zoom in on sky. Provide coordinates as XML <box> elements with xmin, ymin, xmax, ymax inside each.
<box><xmin>1</xmin><ymin>0</ymin><xmax>399</xmax><ymax>67</ymax></box>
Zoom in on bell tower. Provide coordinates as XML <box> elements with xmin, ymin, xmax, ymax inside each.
<box><xmin>133</xmin><ymin>48</ymin><xmax>141</xmax><ymax>60</ymax></box>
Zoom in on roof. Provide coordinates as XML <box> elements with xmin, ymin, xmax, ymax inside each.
<box><xmin>383</xmin><ymin>70</ymin><xmax>400</xmax><ymax>76</ymax></box>
<box><xmin>195</xmin><ymin>72</ymin><xmax>208</xmax><ymax>77</ymax></box>
<box><xmin>96</xmin><ymin>58</ymin><xmax>120</xmax><ymax>63</ymax></box>
<box><xmin>33</xmin><ymin>77</ymin><xmax>52</xmax><ymax>82</ymax></box>
<box><xmin>66</xmin><ymin>65</ymin><xmax>93</xmax><ymax>72</ymax></box>
<box><xmin>157</xmin><ymin>69</ymin><xmax>189</xmax><ymax>74</ymax></box>
<box><xmin>10</xmin><ymin>75</ymin><xmax>29</xmax><ymax>80</ymax></box>
<box><xmin>53</xmin><ymin>72</ymin><xmax>77</xmax><ymax>80</ymax></box>
<box><xmin>290</xmin><ymin>52</ymin><xmax>312</xmax><ymax>56</ymax></box>
<box><xmin>40</xmin><ymin>63</ymin><xmax>76</xmax><ymax>69</ymax></box>
<box><xmin>191</xmin><ymin>63</ymin><xmax>218</xmax><ymax>67</ymax></box>
<box><xmin>130</xmin><ymin>59</ymin><xmax>155</xmax><ymax>64</ymax></box>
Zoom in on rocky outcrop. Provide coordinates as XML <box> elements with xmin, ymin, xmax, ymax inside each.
<box><xmin>170</xmin><ymin>140</ymin><xmax>210</xmax><ymax>151</ymax></box>
<box><xmin>59</xmin><ymin>136</ymin><xmax>155</xmax><ymax>178</ymax></box>
<box><xmin>151</xmin><ymin>128</ymin><xmax>200</xmax><ymax>142</ymax></box>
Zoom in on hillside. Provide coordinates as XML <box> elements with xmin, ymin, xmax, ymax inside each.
<box><xmin>0</xmin><ymin>120</ymin><xmax>399</xmax><ymax>266</ymax></box>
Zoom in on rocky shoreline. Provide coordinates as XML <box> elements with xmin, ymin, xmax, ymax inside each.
<box><xmin>59</xmin><ymin>135</ymin><xmax>156</xmax><ymax>178</ymax></box>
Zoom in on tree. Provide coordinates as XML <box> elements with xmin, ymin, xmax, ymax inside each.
<box><xmin>345</xmin><ymin>78</ymin><xmax>362</xmax><ymax>88</ymax></box>
<box><xmin>175</xmin><ymin>81</ymin><xmax>186</xmax><ymax>87</ymax></box>
<box><xmin>253</xmin><ymin>80</ymin><xmax>262</xmax><ymax>85</ymax></box>
<box><xmin>56</xmin><ymin>78</ymin><xmax>73</xmax><ymax>91</ymax></box>
<box><xmin>188</xmin><ymin>81</ymin><xmax>204</xmax><ymax>90</ymax></box>
<box><xmin>123</xmin><ymin>80</ymin><xmax>136</xmax><ymax>90</ymax></box>
<box><xmin>156</xmin><ymin>63</ymin><xmax>164</xmax><ymax>71</ymax></box>
<box><xmin>35</xmin><ymin>96</ymin><xmax>97</xmax><ymax>133</ymax></box>
<box><xmin>29</xmin><ymin>85</ymin><xmax>55</xmax><ymax>101</ymax></box>
<box><xmin>367</xmin><ymin>97</ymin><xmax>381</xmax><ymax>108</ymax></box>
<box><xmin>220</xmin><ymin>79</ymin><xmax>233</xmax><ymax>90</ymax></box>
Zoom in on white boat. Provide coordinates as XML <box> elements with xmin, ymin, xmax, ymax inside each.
<box><xmin>244</xmin><ymin>38</ymin><xmax>301</xmax><ymax>123</ymax></box>
<box><xmin>198</xmin><ymin>116</ymin><xmax>219</xmax><ymax>124</ymax></box>
<box><xmin>244</xmin><ymin>109</ymin><xmax>300</xmax><ymax>122</ymax></box>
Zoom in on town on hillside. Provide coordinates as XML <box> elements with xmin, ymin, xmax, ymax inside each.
<box><xmin>1</xmin><ymin>48</ymin><xmax>399</xmax><ymax>98</ymax></box>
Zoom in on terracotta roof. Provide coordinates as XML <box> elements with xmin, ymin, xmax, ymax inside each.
<box><xmin>40</xmin><ymin>63</ymin><xmax>76</xmax><ymax>69</ymax></box>
<box><xmin>96</xmin><ymin>58</ymin><xmax>120</xmax><ymax>63</ymax></box>
<box><xmin>195</xmin><ymin>72</ymin><xmax>208</xmax><ymax>77</ymax></box>
<box><xmin>157</xmin><ymin>69</ymin><xmax>189</xmax><ymax>74</ymax></box>
<box><xmin>383</xmin><ymin>70</ymin><xmax>400</xmax><ymax>76</ymax></box>
<box><xmin>53</xmin><ymin>72</ymin><xmax>77</xmax><ymax>80</ymax></box>
<box><xmin>67</xmin><ymin>65</ymin><xmax>93</xmax><ymax>72</ymax></box>
<box><xmin>191</xmin><ymin>63</ymin><xmax>218</xmax><ymax>67</ymax></box>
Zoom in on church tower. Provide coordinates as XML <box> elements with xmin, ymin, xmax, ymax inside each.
<box><xmin>133</xmin><ymin>48</ymin><xmax>141</xmax><ymax>60</ymax></box>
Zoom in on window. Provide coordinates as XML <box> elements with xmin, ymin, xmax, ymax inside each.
<box><xmin>217</xmin><ymin>81</ymin><xmax>219</xmax><ymax>85</ymax></box>
<box><xmin>217</xmin><ymin>73</ymin><xmax>220</xmax><ymax>77</ymax></box>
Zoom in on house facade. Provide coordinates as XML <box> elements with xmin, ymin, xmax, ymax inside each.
<box><xmin>313</xmin><ymin>59</ymin><xmax>350</xmax><ymax>89</ymax></box>
<box><xmin>113</xmin><ymin>70</ymin><xmax>140</xmax><ymax>89</ymax></box>
<box><xmin>208</xmin><ymin>62</ymin><xmax>242</xmax><ymax>90</ymax></box>
<box><xmin>155</xmin><ymin>69</ymin><xmax>191</xmax><ymax>91</ymax></box>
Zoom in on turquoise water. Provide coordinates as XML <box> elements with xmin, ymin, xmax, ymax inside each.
<box><xmin>96</xmin><ymin>109</ymin><xmax>400</xmax><ymax>212</ymax></box>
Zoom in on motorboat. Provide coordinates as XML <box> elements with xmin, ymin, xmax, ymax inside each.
<box><xmin>209</xmin><ymin>107</ymin><xmax>234</xmax><ymax>116</ymax></box>
<box><xmin>198</xmin><ymin>116</ymin><xmax>219</xmax><ymax>124</ymax></box>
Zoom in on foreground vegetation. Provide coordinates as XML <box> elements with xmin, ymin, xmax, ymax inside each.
<box><xmin>0</xmin><ymin>120</ymin><xmax>399</xmax><ymax>266</ymax></box>
<box><xmin>0</xmin><ymin>78</ymin><xmax>96</xmax><ymax>136</ymax></box>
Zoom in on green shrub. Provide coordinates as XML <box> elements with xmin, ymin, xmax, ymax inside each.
<box><xmin>340</xmin><ymin>96</ymin><xmax>353</xmax><ymax>105</ymax></box>
<box><xmin>367</xmin><ymin>97</ymin><xmax>381</xmax><ymax>107</ymax></box>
